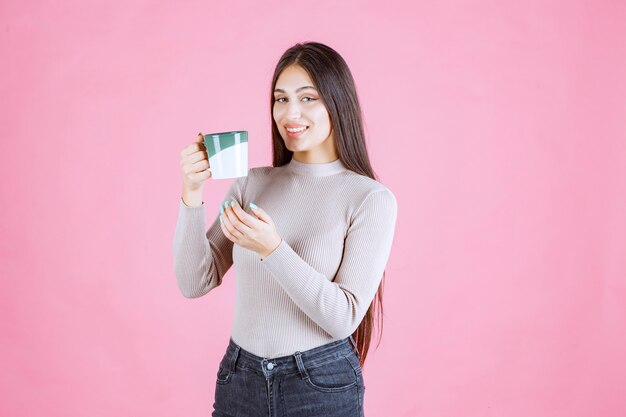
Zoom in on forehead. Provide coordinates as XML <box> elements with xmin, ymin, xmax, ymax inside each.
<box><xmin>275</xmin><ymin>65</ymin><xmax>314</xmax><ymax>89</ymax></box>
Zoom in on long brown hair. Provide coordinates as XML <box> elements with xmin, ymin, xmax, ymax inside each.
<box><xmin>269</xmin><ymin>41</ymin><xmax>385</xmax><ymax>368</ymax></box>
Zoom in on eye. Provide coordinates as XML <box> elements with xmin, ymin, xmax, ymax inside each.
<box><xmin>274</xmin><ymin>97</ymin><xmax>317</xmax><ymax>103</ymax></box>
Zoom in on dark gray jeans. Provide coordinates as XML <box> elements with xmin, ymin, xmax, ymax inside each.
<box><xmin>211</xmin><ymin>336</ymin><xmax>365</xmax><ymax>417</ymax></box>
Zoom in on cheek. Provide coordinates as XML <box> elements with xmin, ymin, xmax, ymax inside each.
<box><xmin>312</xmin><ymin>106</ymin><xmax>331</xmax><ymax>129</ymax></box>
<box><xmin>272</xmin><ymin>106</ymin><xmax>281</xmax><ymax>123</ymax></box>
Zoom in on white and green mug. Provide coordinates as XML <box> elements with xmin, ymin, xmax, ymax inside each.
<box><xmin>200</xmin><ymin>130</ymin><xmax>249</xmax><ymax>179</ymax></box>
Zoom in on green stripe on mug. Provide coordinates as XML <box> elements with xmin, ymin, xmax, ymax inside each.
<box><xmin>202</xmin><ymin>131</ymin><xmax>248</xmax><ymax>157</ymax></box>
<box><xmin>199</xmin><ymin>130</ymin><xmax>249</xmax><ymax>179</ymax></box>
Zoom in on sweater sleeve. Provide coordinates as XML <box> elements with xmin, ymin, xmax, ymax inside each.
<box><xmin>259</xmin><ymin>188</ymin><xmax>398</xmax><ymax>339</ymax></box>
<box><xmin>172</xmin><ymin>177</ymin><xmax>247</xmax><ymax>298</ymax></box>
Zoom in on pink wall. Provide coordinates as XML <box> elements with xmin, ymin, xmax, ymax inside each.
<box><xmin>1</xmin><ymin>1</ymin><xmax>625</xmax><ymax>416</ymax></box>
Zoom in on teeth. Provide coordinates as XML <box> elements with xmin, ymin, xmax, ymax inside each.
<box><xmin>287</xmin><ymin>126</ymin><xmax>307</xmax><ymax>132</ymax></box>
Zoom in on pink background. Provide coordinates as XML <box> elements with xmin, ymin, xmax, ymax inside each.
<box><xmin>2</xmin><ymin>1</ymin><xmax>625</xmax><ymax>416</ymax></box>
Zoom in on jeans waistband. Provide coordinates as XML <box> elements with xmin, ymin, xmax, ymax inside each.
<box><xmin>221</xmin><ymin>336</ymin><xmax>359</xmax><ymax>378</ymax></box>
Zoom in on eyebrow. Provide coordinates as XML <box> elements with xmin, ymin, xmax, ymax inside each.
<box><xmin>273</xmin><ymin>86</ymin><xmax>317</xmax><ymax>94</ymax></box>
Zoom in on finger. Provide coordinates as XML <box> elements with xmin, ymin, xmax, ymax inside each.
<box><xmin>196</xmin><ymin>133</ymin><xmax>207</xmax><ymax>150</ymax></box>
<box><xmin>188</xmin><ymin>169</ymin><xmax>212</xmax><ymax>182</ymax></box>
<box><xmin>219</xmin><ymin>215</ymin><xmax>237</xmax><ymax>242</ymax></box>
<box><xmin>220</xmin><ymin>211</ymin><xmax>242</xmax><ymax>241</ymax></box>
<box><xmin>248</xmin><ymin>203</ymin><xmax>271</xmax><ymax>224</ymax></box>
<box><xmin>229</xmin><ymin>200</ymin><xmax>262</xmax><ymax>229</ymax></box>
<box><xmin>186</xmin><ymin>150</ymin><xmax>208</xmax><ymax>164</ymax></box>
<box><xmin>182</xmin><ymin>158</ymin><xmax>208</xmax><ymax>176</ymax></box>
<box><xmin>188</xmin><ymin>159</ymin><xmax>210</xmax><ymax>174</ymax></box>
<box><xmin>223</xmin><ymin>201</ymin><xmax>253</xmax><ymax>235</ymax></box>
<box><xmin>183</xmin><ymin>159</ymin><xmax>210</xmax><ymax>179</ymax></box>
<box><xmin>181</xmin><ymin>143</ymin><xmax>205</xmax><ymax>157</ymax></box>
<box><xmin>180</xmin><ymin>134</ymin><xmax>206</xmax><ymax>157</ymax></box>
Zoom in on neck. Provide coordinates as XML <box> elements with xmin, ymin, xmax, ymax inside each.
<box><xmin>285</xmin><ymin>157</ymin><xmax>348</xmax><ymax>177</ymax></box>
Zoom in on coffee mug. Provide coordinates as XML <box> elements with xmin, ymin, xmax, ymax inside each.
<box><xmin>200</xmin><ymin>130</ymin><xmax>249</xmax><ymax>179</ymax></box>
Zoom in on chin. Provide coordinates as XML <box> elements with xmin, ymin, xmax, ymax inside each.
<box><xmin>285</xmin><ymin>142</ymin><xmax>305</xmax><ymax>152</ymax></box>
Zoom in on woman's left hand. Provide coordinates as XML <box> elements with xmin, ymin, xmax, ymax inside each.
<box><xmin>219</xmin><ymin>200</ymin><xmax>282</xmax><ymax>259</ymax></box>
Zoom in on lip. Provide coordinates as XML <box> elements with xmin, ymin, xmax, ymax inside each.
<box><xmin>285</xmin><ymin>125</ymin><xmax>309</xmax><ymax>138</ymax></box>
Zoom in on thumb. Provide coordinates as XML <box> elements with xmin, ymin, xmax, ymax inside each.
<box><xmin>248</xmin><ymin>203</ymin><xmax>271</xmax><ymax>223</ymax></box>
<box><xmin>196</xmin><ymin>132</ymin><xmax>204</xmax><ymax>143</ymax></box>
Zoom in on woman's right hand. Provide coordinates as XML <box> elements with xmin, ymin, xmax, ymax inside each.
<box><xmin>180</xmin><ymin>133</ymin><xmax>212</xmax><ymax>191</ymax></box>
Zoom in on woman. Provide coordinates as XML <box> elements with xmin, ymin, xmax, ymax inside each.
<box><xmin>173</xmin><ymin>41</ymin><xmax>398</xmax><ymax>417</ymax></box>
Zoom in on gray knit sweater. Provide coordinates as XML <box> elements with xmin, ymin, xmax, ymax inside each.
<box><xmin>172</xmin><ymin>157</ymin><xmax>398</xmax><ymax>358</ymax></box>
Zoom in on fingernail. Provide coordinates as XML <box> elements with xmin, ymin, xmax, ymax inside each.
<box><xmin>224</xmin><ymin>201</ymin><xmax>229</xmax><ymax>209</ymax></box>
<box><xmin>220</xmin><ymin>203</ymin><xmax>224</xmax><ymax>214</ymax></box>
<box><xmin>230</xmin><ymin>200</ymin><xmax>236</xmax><ymax>207</ymax></box>
<box><xmin>219</xmin><ymin>214</ymin><xmax>223</xmax><ymax>223</ymax></box>
<box><xmin>249</xmin><ymin>202</ymin><xmax>257</xmax><ymax>209</ymax></box>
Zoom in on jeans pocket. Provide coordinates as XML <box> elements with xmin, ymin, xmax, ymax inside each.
<box><xmin>303</xmin><ymin>355</ymin><xmax>358</xmax><ymax>393</ymax></box>
<box><xmin>216</xmin><ymin>360</ymin><xmax>232</xmax><ymax>385</ymax></box>
<box><xmin>344</xmin><ymin>349</ymin><xmax>363</xmax><ymax>375</ymax></box>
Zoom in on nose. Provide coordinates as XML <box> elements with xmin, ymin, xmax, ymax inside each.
<box><xmin>286</xmin><ymin>101</ymin><xmax>301</xmax><ymax>119</ymax></box>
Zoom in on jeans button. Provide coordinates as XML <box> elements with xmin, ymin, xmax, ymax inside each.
<box><xmin>267</xmin><ymin>363</ymin><xmax>274</xmax><ymax>370</ymax></box>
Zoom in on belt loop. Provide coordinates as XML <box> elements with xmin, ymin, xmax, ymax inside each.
<box><xmin>293</xmin><ymin>351</ymin><xmax>309</xmax><ymax>380</ymax></box>
<box><xmin>228</xmin><ymin>345</ymin><xmax>241</xmax><ymax>373</ymax></box>
<box><xmin>349</xmin><ymin>335</ymin><xmax>360</xmax><ymax>359</ymax></box>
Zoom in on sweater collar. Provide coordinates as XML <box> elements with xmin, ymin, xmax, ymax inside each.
<box><xmin>285</xmin><ymin>157</ymin><xmax>348</xmax><ymax>177</ymax></box>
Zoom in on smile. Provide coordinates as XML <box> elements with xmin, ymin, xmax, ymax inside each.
<box><xmin>286</xmin><ymin>126</ymin><xmax>308</xmax><ymax>132</ymax></box>
<box><xmin>286</xmin><ymin>126</ymin><xmax>309</xmax><ymax>137</ymax></box>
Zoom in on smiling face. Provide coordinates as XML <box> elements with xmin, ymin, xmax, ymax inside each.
<box><xmin>273</xmin><ymin>65</ymin><xmax>338</xmax><ymax>163</ymax></box>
